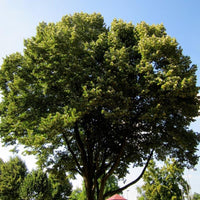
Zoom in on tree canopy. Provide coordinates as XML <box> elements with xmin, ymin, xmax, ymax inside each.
<box><xmin>0</xmin><ymin>13</ymin><xmax>199</xmax><ymax>200</ymax></box>
<box><xmin>137</xmin><ymin>159</ymin><xmax>190</xmax><ymax>200</ymax></box>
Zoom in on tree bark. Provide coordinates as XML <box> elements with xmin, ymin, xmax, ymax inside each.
<box><xmin>84</xmin><ymin>176</ymin><xmax>95</xmax><ymax>200</ymax></box>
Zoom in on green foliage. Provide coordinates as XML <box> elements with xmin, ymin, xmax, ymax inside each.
<box><xmin>0</xmin><ymin>157</ymin><xmax>27</xmax><ymax>200</ymax></box>
<box><xmin>193</xmin><ymin>193</ymin><xmax>200</xmax><ymax>200</ymax></box>
<box><xmin>0</xmin><ymin>156</ymin><xmax>72</xmax><ymax>200</ymax></box>
<box><xmin>0</xmin><ymin>12</ymin><xmax>199</xmax><ymax>200</ymax></box>
<box><xmin>19</xmin><ymin>170</ymin><xmax>52</xmax><ymax>200</ymax></box>
<box><xmin>19</xmin><ymin>170</ymin><xmax>72</xmax><ymax>200</ymax></box>
<box><xmin>70</xmin><ymin>187</ymin><xmax>87</xmax><ymax>200</ymax></box>
<box><xmin>137</xmin><ymin>159</ymin><xmax>190</xmax><ymax>200</ymax></box>
<box><xmin>49</xmin><ymin>172</ymin><xmax>72</xmax><ymax>200</ymax></box>
<box><xmin>103</xmin><ymin>175</ymin><xmax>121</xmax><ymax>197</ymax></box>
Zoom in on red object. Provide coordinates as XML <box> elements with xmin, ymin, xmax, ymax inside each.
<box><xmin>106</xmin><ymin>194</ymin><xmax>127</xmax><ymax>200</ymax></box>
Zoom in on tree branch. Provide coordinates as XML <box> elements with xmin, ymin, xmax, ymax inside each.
<box><xmin>62</xmin><ymin>132</ymin><xmax>83</xmax><ymax>175</ymax></box>
<box><xmin>74</xmin><ymin>122</ymin><xmax>88</xmax><ymax>166</ymax></box>
<box><xmin>105</xmin><ymin>141</ymin><xmax>127</xmax><ymax>180</ymax></box>
<box><xmin>98</xmin><ymin>141</ymin><xmax>127</xmax><ymax>200</ymax></box>
<box><xmin>96</xmin><ymin>151</ymin><xmax>110</xmax><ymax>179</ymax></box>
<box><xmin>103</xmin><ymin>149</ymin><xmax>154</xmax><ymax>199</ymax></box>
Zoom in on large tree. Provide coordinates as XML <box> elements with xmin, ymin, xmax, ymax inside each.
<box><xmin>0</xmin><ymin>13</ymin><xmax>199</xmax><ymax>200</ymax></box>
<box><xmin>137</xmin><ymin>159</ymin><xmax>190</xmax><ymax>200</ymax></box>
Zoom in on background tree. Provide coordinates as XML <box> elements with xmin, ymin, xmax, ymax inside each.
<box><xmin>137</xmin><ymin>159</ymin><xmax>190</xmax><ymax>200</ymax></box>
<box><xmin>70</xmin><ymin>187</ymin><xmax>86</xmax><ymax>200</ymax></box>
<box><xmin>19</xmin><ymin>169</ymin><xmax>72</xmax><ymax>200</ymax></box>
<box><xmin>193</xmin><ymin>193</ymin><xmax>200</xmax><ymax>200</ymax></box>
<box><xmin>0</xmin><ymin>157</ymin><xmax>27</xmax><ymax>200</ymax></box>
<box><xmin>49</xmin><ymin>171</ymin><xmax>72</xmax><ymax>200</ymax></box>
<box><xmin>19</xmin><ymin>169</ymin><xmax>52</xmax><ymax>200</ymax></box>
<box><xmin>0</xmin><ymin>13</ymin><xmax>199</xmax><ymax>200</ymax></box>
<box><xmin>0</xmin><ymin>158</ymin><xmax>3</xmax><ymax>174</ymax></box>
<box><xmin>103</xmin><ymin>175</ymin><xmax>121</xmax><ymax>197</ymax></box>
<box><xmin>0</xmin><ymin>158</ymin><xmax>3</xmax><ymax>165</ymax></box>
<box><xmin>0</xmin><ymin>156</ymin><xmax>72</xmax><ymax>200</ymax></box>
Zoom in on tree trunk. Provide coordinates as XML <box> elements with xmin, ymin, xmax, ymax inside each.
<box><xmin>84</xmin><ymin>176</ymin><xmax>95</xmax><ymax>200</ymax></box>
<box><xmin>97</xmin><ymin>178</ymin><xmax>106</xmax><ymax>200</ymax></box>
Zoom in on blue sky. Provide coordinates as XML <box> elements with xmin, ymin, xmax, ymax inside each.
<box><xmin>0</xmin><ymin>0</ymin><xmax>199</xmax><ymax>199</ymax></box>
<box><xmin>0</xmin><ymin>0</ymin><xmax>200</xmax><ymax>84</ymax></box>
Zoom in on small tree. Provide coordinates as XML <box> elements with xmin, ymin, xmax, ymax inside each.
<box><xmin>0</xmin><ymin>157</ymin><xmax>27</xmax><ymax>200</ymax></box>
<box><xmin>20</xmin><ymin>169</ymin><xmax>72</xmax><ymax>200</ymax></box>
<box><xmin>19</xmin><ymin>169</ymin><xmax>52</xmax><ymax>200</ymax></box>
<box><xmin>49</xmin><ymin>172</ymin><xmax>72</xmax><ymax>200</ymax></box>
<box><xmin>192</xmin><ymin>193</ymin><xmax>200</xmax><ymax>200</ymax></box>
<box><xmin>137</xmin><ymin>159</ymin><xmax>190</xmax><ymax>200</ymax></box>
